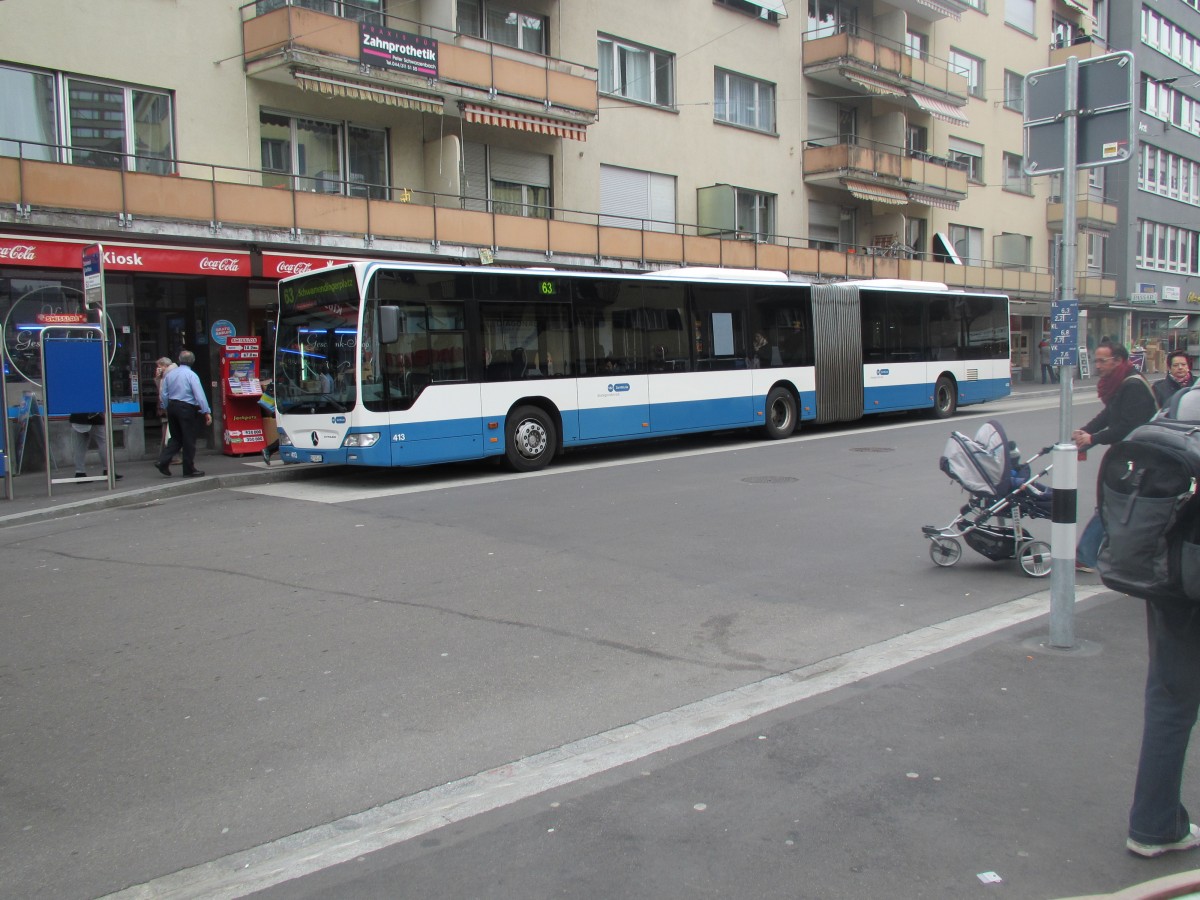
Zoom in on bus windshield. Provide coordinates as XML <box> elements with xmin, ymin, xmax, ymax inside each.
<box><xmin>275</xmin><ymin>267</ymin><xmax>361</xmax><ymax>415</ymax></box>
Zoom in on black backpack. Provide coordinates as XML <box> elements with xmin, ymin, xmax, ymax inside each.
<box><xmin>1096</xmin><ymin>388</ymin><xmax>1200</xmax><ymax>604</ymax></box>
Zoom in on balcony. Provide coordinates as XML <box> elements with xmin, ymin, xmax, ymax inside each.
<box><xmin>1046</xmin><ymin>196</ymin><xmax>1119</xmax><ymax>231</ymax></box>
<box><xmin>802</xmin><ymin>28</ymin><xmax>969</xmax><ymax>114</ymax></box>
<box><xmin>1049</xmin><ymin>34</ymin><xmax>1108</xmax><ymax>66</ymax></box>
<box><xmin>0</xmin><ymin>142</ymin><xmax>1115</xmax><ymax>304</ymax></box>
<box><xmin>802</xmin><ymin>139</ymin><xmax>969</xmax><ymax>208</ymax></box>
<box><xmin>240</xmin><ymin>2</ymin><xmax>597</xmax><ymax>135</ymax></box>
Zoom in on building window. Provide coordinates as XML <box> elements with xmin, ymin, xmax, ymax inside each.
<box><xmin>949</xmin><ymin>49</ymin><xmax>984</xmax><ymax>98</ymax></box>
<box><xmin>807</xmin><ymin>0</ymin><xmax>858</xmax><ymax>38</ymax></box>
<box><xmin>949</xmin><ymin>224</ymin><xmax>985</xmax><ymax>265</ymax></box>
<box><xmin>260</xmin><ymin>111</ymin><xmax>387</xmax><ymax>198</ymax></box>
<box><xmin>1084</xmin><ymin>231</ymin><xmax>1107</xmax><ymax>273</ymax></box>
<box><xmin>256</xmin><ymin>0</ymin><xmax>383</xmax><ymax>24</ymax></box>
<box><xmin>1003</xmin><ymin>70</ymin><xmax>1024</xmax><ymax>112</ymax></box>
<box><xmin>1142</xmin><ymin>8</ymin><xmax>1200</xmax><ymax>74</ymax></box>
<box><xmin>600</xmin><ymin>165</ymin><xmax>676</xmax><ymax>231</ymax></box>
<box><xmin>598</xmin><ymin>35</ymin><xmax>674</xmax><ymax>108</ymax></box>
<box><xmin>0</xmin><ymin>64</ymin><xmax>58</xmax><ymax>161</ymax></box>
<box><xmin>718</xmin><ymin>0</ymin><xmax>782</xmax><ymax>23</ymax></box>
<box><xmin>994</xmin><ymin>232</ymin><xmax>1032</xmax><ymax>269</ymax></box>
<box><xmin>949</xmin><ymin>137</ymin><xmax>985</xmax><ymax>183</ymax></box>
<box><xmin>0</xmin><ymin>64</ymin><xmax>175</xmax><ymax>173</ymax></box>
<box><xmin>714</xmin><ymin>68</ymin><xmax>776</xmax><ymax>133</ymax></box>
<box><xmin>906</xmin><ymin>30</ymin><xmax>928</xmax><ymax>59</ymax></box>
<box><xmin>463</xmin><ymin>142</ymin><xmax>551</xmax><ymax>218</ymax></box>
<box><xmin>1005</xmin><ymin>0</ymin><xmax>1035</xmax><ymax>35</ymax></box>
<box><xmin>1003</xmin><ymin>152</ymin><xmax>1032</xmax><ymax>194</ymax></box>
<box><xmin>1136</xmin><ymin>219</ymin><xmax>1200</xmax><ymax>273</ymax></box>
<box><xmin>457</xmin><ymin>1</ymin><xmax>547</xmax><ymax>54</ymax></box>
<box><xmin>1140</xmin><ymin>143</ymin><xmax>1200</xmax><ymax>205</ymax></box>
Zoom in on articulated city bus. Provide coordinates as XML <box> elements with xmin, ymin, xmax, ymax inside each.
<box><xmin>273</xmin><ymin>262</ymin><xmax>1010</xmax><ymax>472</ymax></box>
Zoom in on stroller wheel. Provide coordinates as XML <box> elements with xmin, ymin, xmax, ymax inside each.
<box><xmin>929</xmin><ymin>537</ymin><xmax>962</xmax><ymax>567</ymax></box>
<box><xmin>1019</xmin><ymin>540</ymin><xmax>1052</xmax><ymax>578</ymax></box>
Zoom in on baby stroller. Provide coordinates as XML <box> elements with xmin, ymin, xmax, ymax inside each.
<box><xmin>922</xmin><ymin>420</ymin><xmax>1055</xmax><ymax>577</ymax></box>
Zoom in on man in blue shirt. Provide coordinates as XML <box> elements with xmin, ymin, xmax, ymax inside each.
<box><xmin>156</xmin><ymin>349</ymin><xmax>213</xmax><ymax>477</ymax></box>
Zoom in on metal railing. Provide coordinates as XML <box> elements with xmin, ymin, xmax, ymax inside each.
<box><xmin>0</xmin><ymin>137</ymin><xmax>1116</xmax><ymax>295</ymax></box>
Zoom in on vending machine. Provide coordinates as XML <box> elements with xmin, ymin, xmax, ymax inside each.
<box><xmin>220</xmin><ymin>336</ymin><xmax>265</xmax><ymax>456</ymax></box>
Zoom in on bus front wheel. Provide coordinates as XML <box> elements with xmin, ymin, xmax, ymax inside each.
<box><xmin>506</xmin><ymin>405</ymin><xmax>557</xmax><ymax>472</ymax></box>
<box><xmin>763</xmin><ymin>386</ymin><xmax>798</xmax><ymax>439</ymax></box>
<box><xmin>932</xmin><ymin>376</ymin><xmax>958</xmax><ymax>419</ymax></box>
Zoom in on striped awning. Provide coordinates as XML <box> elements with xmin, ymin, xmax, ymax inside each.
<box><xmin>844</xmin><ymin>180</ymin><xmax>909</xmax><ymax>205</ymax></box>
<box><xmin>907</xmin><ymin>192</ymin><xmax>960</xmax><ymax>211</ymax></box>
<box><xmin>462</xmin><ymin>103</ymin><xmax>588</xmax><ymax>140</ymax></box>
<box><xmin>909</xmin><ymin>92</ymin><xmax>970</xmax><ymax>125</ymax></box>
<box><xmin>845</xmin><ymin>72</ymin><xmax>906</xmax><ymax>97</ymax></box>
<box><xmin>294</xmin><ymin>72</ymin><xmax>443</xmax><ymax>114</ymax></box>
<box><xmin>916</xmin><ymin>0</ymin><xmax>961</xmax><ymax>20</ymax></box>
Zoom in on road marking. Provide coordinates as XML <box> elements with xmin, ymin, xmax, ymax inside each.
<box><xmin>234</xmin><ymin>393</ymin><xmax>1080</xmax><ymax>505</ymax></box>
<box><xmin>103</xmin><ymin>585</ymin><xmax>1110</xmax><ymax>900</ymax></box>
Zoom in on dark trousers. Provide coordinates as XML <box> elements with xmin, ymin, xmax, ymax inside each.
<box><xmin>1129</xmin><ymin>601</ymin><xmax>1200</xmax><ymax>843</ymax></box>
<box><xmin>159</xmin><ymin>399</ymin><xmax>202</xmax><ymax>474</ymax></box>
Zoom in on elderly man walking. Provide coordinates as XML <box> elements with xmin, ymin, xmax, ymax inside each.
<box><xmin>156</xmin><ymin>349</ymin><xmax>212</xmax><ymax>478</ymax></box>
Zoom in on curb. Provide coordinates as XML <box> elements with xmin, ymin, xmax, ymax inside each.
<box><xmin>0</xmin><ymin>464</ymin><xmax>333</xmax><ymax>530</ymax></box>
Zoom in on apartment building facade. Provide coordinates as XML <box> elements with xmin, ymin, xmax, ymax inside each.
<box><xmin>0</xmin><ymin>0</ymin><xmax>1131</xmax><ymax>459</ymax></box>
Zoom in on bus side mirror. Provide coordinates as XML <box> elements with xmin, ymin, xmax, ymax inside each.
<box><xmin>380</xmin><ymin>305</ymin><xmax>400</xmax><ymax>345</ymax></box>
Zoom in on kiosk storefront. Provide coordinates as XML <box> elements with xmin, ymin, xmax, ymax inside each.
<box><xmin>1</xmin><ymin>234</ymin><xmax>251</xmax><ymax>460</ymax></box>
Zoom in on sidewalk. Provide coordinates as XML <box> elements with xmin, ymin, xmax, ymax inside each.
<box><xmin>0</xmin><ymin>446</ymin><xmax>326</xmax><ymax>529</ymax></box>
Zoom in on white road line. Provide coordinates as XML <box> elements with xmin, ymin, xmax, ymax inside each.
<box><xmin>234</xmin><ymin>393</ymin><xmax>1081</xmax><ymax>505</ymax></box>
<box><xmin>102</xmin><ymin>585</ymin><xmax>1111</xmax><ymax>900</ymax></box>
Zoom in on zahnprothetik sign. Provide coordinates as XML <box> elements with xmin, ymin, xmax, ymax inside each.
<box><xmin>360</xmin><ymin>23</ymin><xmax>438</xmax><ymax>78</ymax></box>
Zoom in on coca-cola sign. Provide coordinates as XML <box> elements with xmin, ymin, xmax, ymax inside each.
<box><xmin>0</xmin><ymin>234</ymin><xmax>250</xmax><ymax>276</ymax></box>
<box><xmin>276</xmin><ymin>261</ymin><xmax>315</xmax><ymax>276</ymax></box>
<box><xmin>199</xmin><ymin>256</ymin><xmax>243</xmax><ymax>273</ymax></box>
<box><xmin>0</xmin><ymin>244</ymin><xmax>36</xmax><ymax>261</ymax></box>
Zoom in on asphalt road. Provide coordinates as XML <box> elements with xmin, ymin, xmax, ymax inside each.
<box><xmin>2</xmin><ymin>392</ymin><xmax>1136</xmax><ymax>899</ymax></box>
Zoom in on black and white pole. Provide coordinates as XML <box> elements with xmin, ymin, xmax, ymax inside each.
<box><xmin>1049</xmin><ymin>57</ymin><xmax>1080</xmax><ymax>649</ymax></box>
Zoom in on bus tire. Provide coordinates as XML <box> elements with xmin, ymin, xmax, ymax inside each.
<box><xmin>505</xmin><ymin>405</ymin><xmax>557</xmax><ymax>472</ymax></box>
<box><xmin>762</xmin><ymin>386</ymin><xmax>798</xmax><ymax>439</ymax></box>
<box><xmin>931</xmin><ymin>376</ymin><xmax>957</xmax><ymax>419</ymax></box>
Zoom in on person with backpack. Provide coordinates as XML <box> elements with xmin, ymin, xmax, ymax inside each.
<box><xmin>1106</xmin><ymin>387</ymin><xmax>1200</xmax><ymax>857</ymax></box>
<box><xmin>1072</xmin><ymin>341</ymin><xmax>1158</xmax><ymax>572</ymax></box>
<box><xmin>1153</xmin><ymin>351</ymin><xmax>1196</xmax><ymax>409</ymax></box>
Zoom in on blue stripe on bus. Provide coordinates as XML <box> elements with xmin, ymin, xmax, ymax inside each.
<box><xmin>281</xmin><ymin>378</ymin><xmax>1010</xmax><ymax>468</ymax></box>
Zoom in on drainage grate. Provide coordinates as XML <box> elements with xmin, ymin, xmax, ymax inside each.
<box><xmin>741</xmin><ymin>475</ymin><xmax>799</xmax><ymax>484</ymax></box>
<box><xmin>850</xmin><ymin>447</ymin><xmax>894</xmax><ymax>453</ymax></box>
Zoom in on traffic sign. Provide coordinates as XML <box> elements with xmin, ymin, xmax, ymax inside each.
<box><xmin>1023</xmin><ymin>51</ymin><xmax>1134</xmax><ymax>174</ymax></box>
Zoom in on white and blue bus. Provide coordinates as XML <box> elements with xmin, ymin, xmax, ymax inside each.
<box><xmin>273</xmin><ymin>262</ymin><xmax>1010</xmax><ymax>472</ymax></box>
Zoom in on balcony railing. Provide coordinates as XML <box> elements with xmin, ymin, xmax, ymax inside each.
<box><xmin>0</xmin><ymin>138</ymin><xmax>1117</xmax><ymax>303</ymax></box>
<box><xmin>802</xmin><ymin>26</ymin><xmax>970</xmax><ymax>105</ymax></box>
<box><xmin>802</xmin><ymin>136</ymin><xmax>970</xmax><ymax>200</ymax></box>
<box><xmin>1046</xmin><ymin>196</ymin><xmax>1120</xmax><ymax>231</ymax></box>
<box><xmin>240</xmin><ymin>0</ymin><xmax>598</xmax><ymax>122</ymax></box>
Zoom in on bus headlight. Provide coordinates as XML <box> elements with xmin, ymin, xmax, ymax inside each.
<box><xmin>279</xmin><ymin>429</ymin><xmax>293</xmax><ymax>447</ymax></box>
<box><xmin>342</xmin><ymin>432</ymin><xmax>380</xmax><ymax>448</ymax></box>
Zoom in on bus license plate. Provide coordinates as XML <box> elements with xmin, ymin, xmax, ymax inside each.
<box><xmin>309</xmin><ymin>453</ymin><xmax>323</xmax><ymax>463</ymax></box>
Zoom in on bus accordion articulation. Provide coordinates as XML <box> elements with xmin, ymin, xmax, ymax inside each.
<box><xmin>272</xmin><ymin>262</ymin><xmax>1011</xmax><ymax>472</ymax></box>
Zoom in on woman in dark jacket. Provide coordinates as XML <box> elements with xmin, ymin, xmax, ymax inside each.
<box><xmin>1153</xmin><ymin>351</ymin><xmax>1196</xmax><ymax>408</ymax></box>
<box><xmin>1072</xmin><ymin>341</ymin><xmax>1158</xmax><ymax>571</ymax></box>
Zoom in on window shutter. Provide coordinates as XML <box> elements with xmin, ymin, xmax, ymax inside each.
<box><xmin>463</xmin><ymin>141</ymin><xmax>488</xmax><ymax>211</ymax></box>
<box><xmin>488</xmin><ymin>146</ymin><xmax>550</xmax><ymax>186</ymax></box>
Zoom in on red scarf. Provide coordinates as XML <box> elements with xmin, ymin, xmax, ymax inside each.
<box><xmin>1097</xmin><ymin>359</ymin><xmax>1136</xmax><ymax>405</ymax></box>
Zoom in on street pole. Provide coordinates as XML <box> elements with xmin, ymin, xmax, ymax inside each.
<box><xmin>1049</xmin><ymin>56</ymin><xmax>1079</xmax><ymax>649</ymax></box>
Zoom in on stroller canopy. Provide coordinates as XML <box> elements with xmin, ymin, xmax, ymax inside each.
<box><xmin>940</xmin><ymin>420</ymin><xmax>1016</xmax><ymax>498</ymax></box>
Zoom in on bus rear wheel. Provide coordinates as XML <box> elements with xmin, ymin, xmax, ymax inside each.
<box><xmin>932</xmin><ymin>376</ymin><xmax>957</xmax><ymax>419</ymax></box>
<box><xmin>505</xmin><ymin>405</ymin><xmax>557</xmax><ymax>472</ymax></box>
<box><xmin>763</xmin><ymin>386</ymin><xmax>798</xmax><ymax>439</ymax></box>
